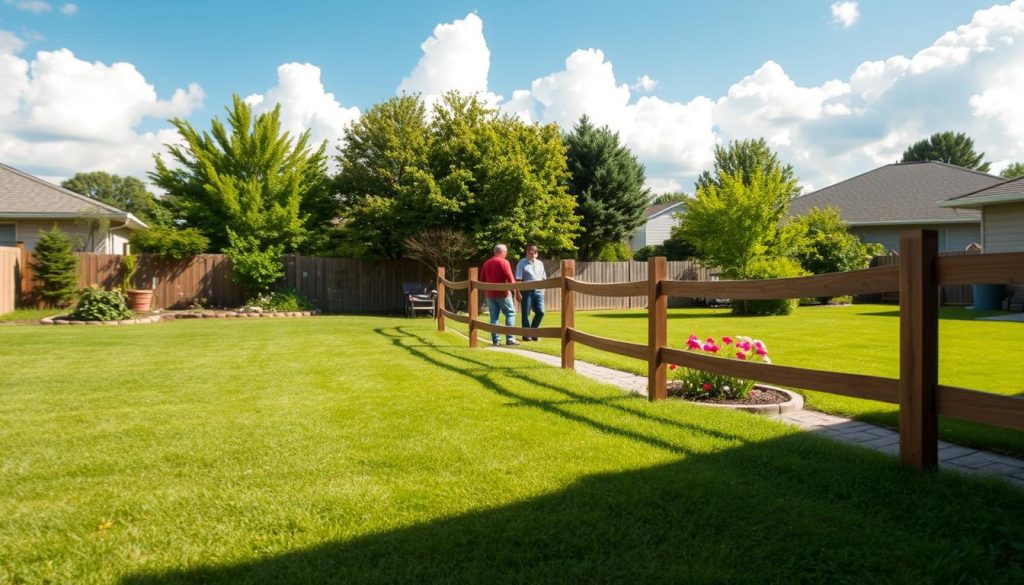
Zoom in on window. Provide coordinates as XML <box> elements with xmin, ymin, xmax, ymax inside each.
<box><xmin>0</xmin><ymin>223</ymin><xmax>15</xmax><ymax>247</ymax></box>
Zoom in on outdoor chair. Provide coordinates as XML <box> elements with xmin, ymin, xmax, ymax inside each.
<box><xmin>403</xmin><ymin>283</ymin><xmax>437</xmax><ymax>318</ymax></box>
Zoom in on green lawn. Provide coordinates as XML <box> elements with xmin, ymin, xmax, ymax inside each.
<box><xmin>0</xmin><ymin>308</ymin><xmax>63</xmax><ymax>322</ymax></box>
<box><xmin>454</xmin><ymin>303</ymin><xmax>1024</xmax><ymax>456</ymax></box>
<box><xmin>1</xmin><ymin>316</ymin><xmax>1023</xmax><ymax>583</ymax></box>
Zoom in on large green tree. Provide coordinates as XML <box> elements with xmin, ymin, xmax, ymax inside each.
<box><xmin>1000</xmin><ymin>162</ymin><xmax>1024</xmax><ymax>179</ymax></box>
<box><xmin>563</xmin><ymin>115</ymin><xmax>649</xmax><ymax>260</ymax></box>
<box><xmin>151</xmin><ymin>95</ymin><xmax>332</xmax><ymax>253</ymax></box>
<box><xmin>900</xmin><ymin>131</ymin><xmax>991</xmax><ymax>172</ymax></box>
<box><xmin>335</xmin><ymin>92</ymin><xmax>580</xmax><ymax>259</ymax></box>
<box><xmin>61</xmin><ymin>171</ymin><xmax>168</xmax><ymax>226</ymax></box>
<box><xmin>696</xmin><ymin>138</ymin><xmax>800</xmax><ymax>198</ymax></box>
<box><xmin>789</xmin><ymin>207</ymin><xmax>882</xmax><ymax>275</ymax></box>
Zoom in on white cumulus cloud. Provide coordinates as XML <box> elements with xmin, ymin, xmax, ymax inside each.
<box><xmin>5</xmin><ymin>0</ymin><xmax>51</xmax><ymax>14</ymax></box>
<box><xmin>631</xmin><ymin>74</ymin><xmax>658</xmax><ymax>93</ymax></box>
<box><xmin>831</xmin><ymin>2</ymin><xmax>860</xmax><ymax>29</ymax></box>
<box><xmin>59</xmin><ymin>3</ymin><xmax>76</xmax><ymax>15</ymax></box>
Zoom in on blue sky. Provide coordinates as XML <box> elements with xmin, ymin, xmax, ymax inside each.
<box><xmin>1</xmin><ymin>0</ymin><xmax>1020</xmax><ymax>192</ymax></box>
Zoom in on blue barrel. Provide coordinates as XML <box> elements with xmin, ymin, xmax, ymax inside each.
<box><xmin>971</xmin><ymin>284</ymin><xmax>1005</xmax><ymax>310</ymax></box>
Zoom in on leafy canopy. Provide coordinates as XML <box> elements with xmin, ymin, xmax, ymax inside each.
<box><xmin>696</xmin><ymin>138</ymin><xmax>800</xmax><ymax>199</ymax></box>
<box><xmin>789</xmin><ymin>207</ymin><xmax>883</xmax><ymax>275</ymax></box>
<box><xmin>61</xmin><ymin>171</ymin><xmax>170</xmax><ymax>226</ymax></box>
<box><xmin>900</xmin><ymin>131</ymin><xmax>991</xmax><ymax>172</ymax></box>
<box><xmin>1000</xmin><ymin>162</ymin><xmax>1024</xmax><ymax>179</ymax></box>
<box><xmin>563</xmin><ymin>115</ymin><xmax>650</xmax><ymax>260</ymax></box>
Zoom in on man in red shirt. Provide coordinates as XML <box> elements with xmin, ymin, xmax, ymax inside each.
<box><xmin>479</xmin><ymin>244</ymin><xmax>521</xmax><ymax>346</ymax></box>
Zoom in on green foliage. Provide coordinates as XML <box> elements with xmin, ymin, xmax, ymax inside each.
<box><xmin>696</xmin><ymin>138</ymin><xmax>800</xmax><ymax>198</ymax></box>
<box><xmin>129</xmin><ymin>226</ymin><xmax>210</xmax><ymax>260</ymax></box>
<box><xmin>151</xmin><ymin>95</ymin><xmax>332</xmax><ymax>254</ymax></box>
<box><xmin>30</xmin><ymin>227</ymin><xmax>79</xmax><ymax>307</ymax></box>
<box><xmin>69</xmin><ymin>286</ymin><xmax>133</xmax><ymax>321</ymax></box>
<box><xmin>669</xmin><ymin>335</ymin><xmax>771</xmax><ymax>400</ymax></box>
<box><xmin>730</xmin><ymin>256</ymin><xmax>808</xmax><ymax>316</ymax></box>
<box><xmin>61</xmin><ymin>171</ymin><xmax>170</xmax><ymax>226</ymax></box>
<box><xmin>335</xmin><ymin>92</ymin><xmax>580</xmax><ymax>259</ymax></box>
<box><xmin>790</xmin><ymin>207</ymin><xmax>880</xmax><ymax>275</ymax></box>
<box><xmin>1000</xmin><ymin>162</ymin><xmax>1024</xmax><ymax>179</ymax></box>
<box><xmin>246</xmin><ymin>289</ymin><xmax>314</xmax><ymax>312</ymax></box>
<box><xmin>651</xmin><ymin>192</ymin><xmax>688</xmax><ymax>205</ymax></box>
<box><xmin>224</xmin><ymin>231</ymin><xmax>284</xmax><ymax>293</ymax></box>
<box><xmin>674</xmin><ymin>167</ymin><xmax>794</xmax><ymax>276</ymax></box>
<box><xmin>595</xmin><ymin>241</ymin><xmax>634</xmax><ymax>261</ymax></box>
<box><xmin>632</xmin><ymin>236</ymin><xmax>699</xmax><ymax>262</ymax></box>
<box><xmin>900</xmin><ymin>131</ymin><xmax>991</xmax><ymax>172</ymax></box>
<box><xmin>121</xmin><ymin>254</ymin><xmax>138</xmax><ymax>291</ymax></box>
<box><xmin>564</xmin><ymin>115</ymin><xmax>650</xmax><ymax>260</ymax></box>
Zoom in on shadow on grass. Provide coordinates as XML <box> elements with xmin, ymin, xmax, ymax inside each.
<box><xmin>120</xmin><ymin>328</ymin><xmax>1024</xmax><ymax>584</ymax></box>
<box><xmin>857</xmin><ymin>308</ymin><xmax>1012</xmax><ymax>321</ymax></box>
<box><xmin>588</xmin><ymin>308</ymin><xmax>736</xmax><ymax>320</ymax></box>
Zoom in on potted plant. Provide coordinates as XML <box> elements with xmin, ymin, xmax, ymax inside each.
<box><xmin>122</xmin><ymin>253</ymin><xmax>153</xmax><ymax>312</ymax></box>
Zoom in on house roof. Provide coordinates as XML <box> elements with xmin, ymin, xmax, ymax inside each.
<box><xmin>0</xmin><ymin>162</ymin><xmax>147</xmax><ymax>229</ymax></box>
<box><xmin>788</xmin><ymin>161</ymin><xmax>1001</xmax><ymax>226</ymax></box>
<box><xmin>644</xmin><ymin>201</ymin><xmax>684</xmax><ymax>219</ymax></box>
<box><xmin>940</xmin><ymin>175</ymin><xmax>1024</xmax><ymax>208</ymax></box>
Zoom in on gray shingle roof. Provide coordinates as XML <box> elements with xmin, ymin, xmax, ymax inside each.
<box><xmin>644</xmin><ymin>201</ymin><xmax>683</xmax><ymax>218</ymax></box>
<box><xmin>941</xmin><ymin>175</ymin><xmax>1024</xmax><ymax>208</ymax></box>
<box><xmin>788</xmin><ymin>161</ymin><xmax>1001</xmax><ymax>225</ymax></box>
<box><xmin>0</xmin><ymin>162</ymin><xmax>132</xmax><ymax>217</ymax></box>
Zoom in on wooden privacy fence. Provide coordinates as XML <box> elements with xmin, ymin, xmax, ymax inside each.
<box><xmin>437</xmin><ymin>230</ymin><xmax>1024</xmax><ymax>471</ymax></box>
<box><xmin>0</xmin><ymin>246</ymin><xmax>20</xmax><ymax>314</ymax></box>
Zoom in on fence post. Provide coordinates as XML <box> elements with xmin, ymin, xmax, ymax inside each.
<box><xmin>437</xmin><ymin>266</ymin><xmax>446</xmax><ymax>332</ymax></box>
<box><xmin>648</xmin><ymin>256</ymin><xmax>668</xmax><ymax>401</ymax></box>
<box><xmin>899</xmin><ymin>229</ymin><xmax>939</xmax><ymax>470</ymax></box>
<box><xmin>467</xmin><ymin>266</ymin><xmax>479</xmax><ymax>348</ymax></box>
<box><xmin>561</xmin><ymin>259</ymin><xmax>576</xmax><ymax>370</ymax></box>
<box><xmin>15</xmin><ymin>242</ymin><xmax>31</xmax><ymax>306</ymax></box>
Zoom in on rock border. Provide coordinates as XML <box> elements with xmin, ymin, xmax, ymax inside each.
<box><xmin>40</xmin><ymin>310</ymin><xmax>319</xmax><ymax>326</ymax></box>
<box><xmin>675</xmin><ymin>384</ymin><xmax>804</xmax><ymax>416</ymax></box>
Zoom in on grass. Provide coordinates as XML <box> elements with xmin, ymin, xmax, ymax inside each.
<box><xmin>0</xmin><ymin>307</ymin><xmax>63</xmax><ymax>322</ymax></box>
<box><xmin>1</xmin><ymin>316</ymin><xmax>1023</xmax><ymax>583</ymax></box>
<box><xmin>454</xmin><ymin>303</ymin><xmax>1024</xmax><ymax>456</ymax></box>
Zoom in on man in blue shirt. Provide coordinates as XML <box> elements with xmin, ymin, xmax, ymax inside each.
<box><xmin>515</xmin><ymin>244</ymin><xmax>547</xmax><ymax>341</ymax></box>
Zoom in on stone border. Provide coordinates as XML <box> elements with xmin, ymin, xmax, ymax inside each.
<box><xmin>40</xmin><ymin>310</ymin><xmax>319</xmax><ymax>325</ymax></box>
<box><xmin>673</xmin><ymin>384</ymin><xmax>804</xmax><ymax>415</ymax></box>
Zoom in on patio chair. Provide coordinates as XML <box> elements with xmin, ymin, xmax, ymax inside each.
<box><xmin>403</xmin><ymin>283</ymin><xmax>436</xmax><ymax>318</ymax></box>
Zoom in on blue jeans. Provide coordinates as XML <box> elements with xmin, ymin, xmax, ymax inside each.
<box><xmin>486</xmin><ymin>296</ymin><xmax>516</xmax><ymax>344</ymax></box>
<box><xmin>521</xmin><ymin>289</ymin><xmax>545</xmax><ymax>329</ymax></box>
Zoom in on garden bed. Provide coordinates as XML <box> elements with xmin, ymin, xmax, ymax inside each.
<box><xmin>669</xmin><ymin>383</ymin><xmax>803</xmax><ymax>415</ymax></box>
<box><xmin>40</xmin><ymin>309</ymin><xmax>318</xmax><ymax>325</ymax></box>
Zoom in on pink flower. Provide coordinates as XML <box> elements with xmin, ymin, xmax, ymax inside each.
<box><xmin>722</xmin><ymin>336</ymin><xmax>733</xmax><ymax>345</ymax></box>
<box><xmin>736</xmin><ymin>351</ymin><xmax>747</xmax><ymax>360</ymax></box>
<box><xmin>756</xmin><ymin>347</ymin><xmax>767</xmax><ymax>357</ymax></box>
<box><xmin>687</xmin><ymin>337</ymin><xmax>702</xmax><ymax>350</ymax></box>
<box><xmin>706</xmin><ymin>337</ymin><xmax>715</xmax><ymax>344</ymax></box>
<box><xmin>701</xmin><ymin>383</ymin><xmax>712</xmax><ymax>391</ymax></box>
<box><xmin>753</xmin><ymin>340</ymin><xmax>766</xmax><ymax>352</ymax></box>
<box><xmin>738</xmin><ymin>341</ymin><xmax>752</xmax><ymax>351</ymax></box>
<box><xmin>702</xmin><ymin>342</ymin><xmax>720</xmax><ymax>353</ymax></box>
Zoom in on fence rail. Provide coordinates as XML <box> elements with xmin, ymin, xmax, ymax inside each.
<box><xmin>437</xmin><ymin>230</ymin><xmax>1024</xmax><ymax>471</ymax></box>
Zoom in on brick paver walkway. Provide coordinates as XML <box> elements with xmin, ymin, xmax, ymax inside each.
<box><xmin>486</xmin><ymin>344</ymin><xmax>1024</xmax><ymax>489</ymax></box>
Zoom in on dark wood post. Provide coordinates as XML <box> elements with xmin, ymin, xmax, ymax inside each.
<box><xmin>899</xmin><ymin>230</ymin><xmax>939</xmax><ymax>470</ymax></box>
<box><xmin>436</xmin><ymin>266</ymin><xmax>446</xmax><ymax>332</ymax></box>
<box><xmin>648</xmin><ymin>256</ymin><xmax>668</xmax><ymax>401</ymax></box>
<box><xmin>561</xmin><ymin>259</ymin><xmax>575</xmax><ymax>370</ymax></box>
<box><xmin>467</xmin><ymin>266</ymin><xmax>479</xmax><ymax>348</ymax></box>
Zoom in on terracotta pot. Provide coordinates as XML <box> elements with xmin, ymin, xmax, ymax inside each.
<box><xmin>127</xmin><ymin>289</ymin><xmax>154</xmax><ymax>312</ymax></box>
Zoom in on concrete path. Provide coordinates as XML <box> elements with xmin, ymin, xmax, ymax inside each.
<box><xmin>485</xmin><ymin>344</ymin><xmax>1024</xmax><ymax>489</ymax></box>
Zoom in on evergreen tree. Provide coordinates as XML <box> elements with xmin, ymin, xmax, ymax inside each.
<box><xmin>696</xmin><ymin>138</ymin><xmax>800</xmax><ymax>198</ymax></box>
<box><xmin>564</xmin><ymin>116</ymin><xmax>650</xmax><ymax>260</ymax></box>
<box><xmin>30</xmin><ymin>227</ymin><xmax>79</xmax><ymax>307</ymax></box>
<box><xmin>651</xmin><ymin>192</ymin><xmax>688</xmax><ymax>205</ymax></box>
<box><xmin>900</xmin><ymin>131</ymin><xmax>991</xmax><ymax>172</ymax></box>
<box><xmin>1000</xmin><ymin>162</ymin><xmax>1024</xmax><ymax>179</ymax></box>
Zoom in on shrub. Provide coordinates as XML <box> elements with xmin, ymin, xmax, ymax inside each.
<box><xmin>729</xmin><ymin>256</ymin><xmax>808</xmax><ymax>316</ymax></box>
<box><xmin>121</xmin><ymin>253</ymin><xmax>138</xmax><ymax>290</ymax></box>
<box><xmin>225</xmin><ymin>232</ymin><xmax>284</xmax><ymax>293</ymax></box>
<box><xmin>129</xmin><ymin>227</ymin><xmax>209</xmax><ymax>260</ymax></box>
<box><xmin>70</xmin><ymin>286</ymin><xmax>133</xmax><ymax>321</ymax></box>
<box><xmin>246</xmin><ymin>289</ymin><xmax>314</xmax><ymax>312</ymax></box>
<box><xmin>668</xmin><ymin>334</ymin><xmax>772</xmax><ymax>400</ymax></box>
<box><xmin>596</xmin><ymin>241</ymin><xmax>633</xmax><ymax>261</ymax></box>
<box><xmin>31</xmin><ymin>227</ymin><xmax>80</xmax><ymax>307</ymax></box>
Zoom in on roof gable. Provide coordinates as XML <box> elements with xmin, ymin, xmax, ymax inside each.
<box><xmin>942</xmin><ymin>175</ymin><xmax>1024</xmax><ymax>208</ymax></box>
<box><xmin>0</xmin><ymin>162</ymin><xmax>133</xmax><ymax>217</ymax></box>
<box><xmin>788</xmin><ymin>162</ymin><xmax>1000</xmax><ymax>225</ymax></box>
<box><xmin>644</xmin><ymin>201</ymin><xmax>683</xmax><ymax>219</ymax></box>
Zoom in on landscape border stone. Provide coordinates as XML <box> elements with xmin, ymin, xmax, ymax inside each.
<box><xmin>674</xmin><ymin>384</ymin><xmax>804</xmax><ymax>415</ymax></box>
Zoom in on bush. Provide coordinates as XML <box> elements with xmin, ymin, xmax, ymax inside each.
<box><xmin>633</xmin><ymin>237</ymin><xmax>697</xmax><ymax>261</ymax></box>
<box><xmin>246</xmin><ymin>289</ymin><xmax>313</xmax><ymax>312</ymax></box>
<box><xmin>31</xmin><ymin>227</ymin><xmax>80</xmax><ymax>307</ymax></box>
<box><xmin>129</xmin><ymin>227</ymin><xmax>210</xmax><ymax>260</ymax></box>
<box><xmin>730</xmin><ymin>256</ymin><xmax>808</xmax><ymax>316</ymax></box>
<box><xmin>70</xmin><ymin>286</ymin><xmax>133</xmax><ymax>321</ymax></box>
<box><xmin>596</xmin><ymin>241</ymin><xmax>633</xmax><ymax>261</ymax></box>
<box><xmin>225</xmin><ymin>232</ymin><xmax>284</xmax><ymax>293</ymax></box>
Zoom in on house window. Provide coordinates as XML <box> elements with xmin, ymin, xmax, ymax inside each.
<box><xmin>0</xmin><ymin>223</ymin><xmax>15</xmax><ymax>247</ymax></box>
<box><xmin>938</xmin><ymin>229</ymin><xmax>948</xmax><ymax>252</ymax></box>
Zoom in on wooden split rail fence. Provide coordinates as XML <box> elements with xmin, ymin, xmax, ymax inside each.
<box><xmin>437</xmin><ymin>230</ymin><xmax>1024</xmax><ymax>471</ymax></box>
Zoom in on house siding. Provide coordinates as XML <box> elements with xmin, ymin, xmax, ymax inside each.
<box><xmin>628</xmin><ymin>225</ymin><xmax>647</xmax><ymax>252</ymax></box>
<box><xmin>983</xmin><ymin>202</ymin><xmax>1024</xmax><ymax>253</ymax></box>
<box><xmin>643</xmin><ymin>213</ymin><xmax>677</xmax><ymax>247</ymax></box>
<box><xmin>852</xmin><ymin>223</ymin><xmax>979</xmax><ymax>253</ymax></box>
<box><xmin>7</xmin><ymin>219</ymin><xmax>129</xmax><ymax>253</ymax></box>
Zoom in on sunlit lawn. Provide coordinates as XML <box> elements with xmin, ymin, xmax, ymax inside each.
<box><xmin>1</xmin><ymin>316</ymin><xmax>1023</xmax><ymax>583</ymax></box>
<box><xmin>0</xmin><ymin>308</ymin><xmax>63</xmax><ymax>322</ymax></box>
<box><xmin>456</xmin><ymin>303</ymin><xmax>1024</xmax><ymax>456</ymax></box>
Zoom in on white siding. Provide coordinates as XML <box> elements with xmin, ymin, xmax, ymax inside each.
<box><xmin>628</xmin><ymin>225</ymin><xmax>647</xmax><ymax>252</ymax></box>
<box><xmin>644</xmin><ymin>213</ymin><xmax>677</xmax><ymax>247</ymax></box>
<box><xmin>853</xmin><ymin>223</ymin><xmax>979</xmax><ymax>253</ymax></box>
<box><xmin>983</xmin><ymin>202</ymin><xmax>1024</xmax><ymax>253</ymax></box>
<box><xmin>7</xmin><ymin>219</ymin><xmax>130</xmax><ymax>253</ymax></box>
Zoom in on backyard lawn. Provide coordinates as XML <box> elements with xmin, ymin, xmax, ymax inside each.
<box><xmin>457</xmin><ymin>303</ymin><xmax>1024</xmax><ymax>457</ymax></box>
<box><xmin>1</xmin><ymin>316</ymin><xmax>1023</xmax><ymax>583</ymax></box>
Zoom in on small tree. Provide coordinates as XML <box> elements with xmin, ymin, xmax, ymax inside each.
<box><xmin>225</xmin><ymin>231</ymin><xmax>284</xmax><ymax>294</ymax></box>
<box><xmin>900</xmin><ymin>131</ymin><xmax>991</xmax><ymax>172</ymax></box>
<box><xmin>1000</xmin><ymin>162</ymin><xmax>1024</xmax><ymax>179</ymax></box>
<box><xmin>696</xmin><ymin>138</ymin><xmax>800</xmax><ymax>198</ymax></box>
<box><xmin>403</xmin><ymin>228</ymin><xmax>474</xmax><ymax>277</ymax></box>
<box><xmin>31</xmin><ymin>227</ymin><xmax>80</xmax><ymax>307</ymax></box>
<box><xmin>790</xmin><ymin>207</ymin><xmax>882</xmax><ymax>275</ymax></box>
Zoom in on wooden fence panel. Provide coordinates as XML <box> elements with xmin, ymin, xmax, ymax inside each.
<box><xmin>0</xmin><ymin>246</ymin><xmax>19</xmax><ymax>314</ymax></box>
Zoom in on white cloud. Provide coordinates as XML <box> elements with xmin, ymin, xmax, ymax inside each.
<box><xmin>831</xmin><ymin>2</ymin><xmax>860</xmax><ymax>29</ymax></box>
<box><xmin>631</xmin><ymin>74</ymin><xmax>658</xmax><ymax>93</ymax></box>
<box><xmin>59</xmin><ymin>3</ymin><xmax>77</xmax><ymax>15</ymax></box>
<box><xmin>645</xmin><ymin>178</ymin><xmax>682</xmax><ymax>194</ymax></box>
<box><xmin>5</xmin><ymin>0</ymin><xmax>51</xmax><ymax>14</ymax></box>
<box><xmin>0</xmin><ymin>31</ymin><xmax>203</xmax><ymax>180</ymax></box>
<box><xmin>244</xmin><ymin>62</ymin><xmax>360</xmax><ymax>152</ymax></box>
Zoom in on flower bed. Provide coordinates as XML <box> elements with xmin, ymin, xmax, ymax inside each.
<box><xmin>40</xmin><ymin>310</ymin><xmax>318</xmax><ymax>325</ymax></box>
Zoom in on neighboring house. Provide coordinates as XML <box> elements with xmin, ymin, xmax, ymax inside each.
<box><xmin>788</xmin><ymin>161</ymin><xmax>1003</xmax><ymax>253</ymax></box>
<box><xmin>0</xmin><ymin>162</ymin><xmax>147</xmax><ymax>254</ymax></box>
<box><xmin>628</xmin><ymin>201</ymin><xmax>684</xmax><ymax>252</ymax></box>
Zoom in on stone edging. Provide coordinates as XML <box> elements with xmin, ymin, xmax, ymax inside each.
<box><xmin>40</xmin><ymin>310</ymin><xmax>319</xmax><ymax>325</ymax></box>
<box><xmin>676</xmin><ymin>384</ymin><xmax>804</xmax><ymax>415</ymax></box>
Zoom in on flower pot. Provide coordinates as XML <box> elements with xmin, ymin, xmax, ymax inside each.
<box><xmin>127</xmin><ymin>289</ymin><xmax>154</xmax><ymax>312</ymax></box>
